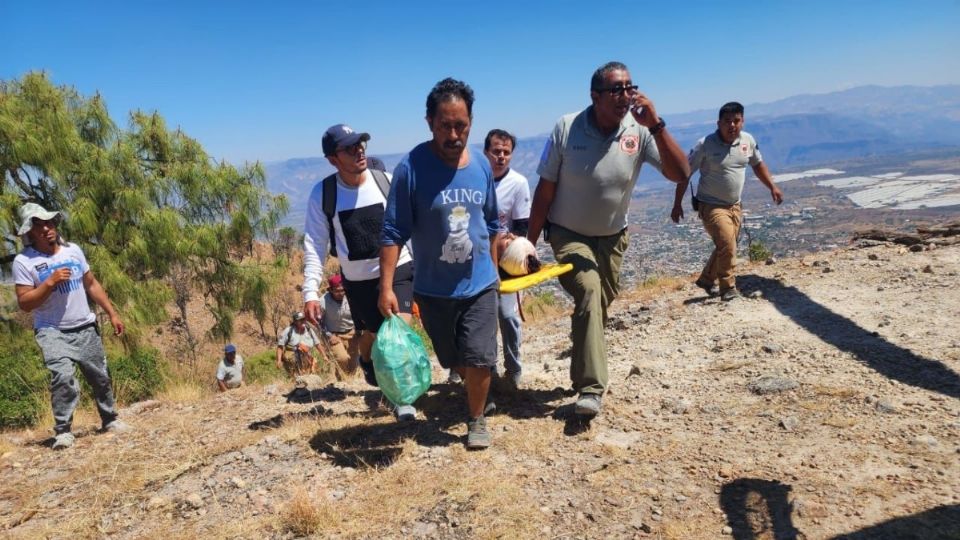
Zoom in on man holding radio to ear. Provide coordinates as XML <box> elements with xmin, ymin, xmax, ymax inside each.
<box><xmin>526</xmin><ymin>61</ymin><xmax>689</xmax><ymax>420</ymax></box>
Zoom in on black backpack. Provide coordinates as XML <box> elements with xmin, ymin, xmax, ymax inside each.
<box><xmin>321</xmin><ymin>169</ymin><xmax>392</xmax><ymax>258</ymax></box>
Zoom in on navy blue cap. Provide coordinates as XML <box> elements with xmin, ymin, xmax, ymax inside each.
<box><xmin>322</xmin><ymin>124</ymin><xmax>370</xmax><ymax>156</ymax></box>
<box><xmin>224</xmin><ymin>344</ymin><xmax>236</xmax><ymax>354</ymax></box>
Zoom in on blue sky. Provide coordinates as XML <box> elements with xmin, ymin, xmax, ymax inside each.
<box><xmin>5</xmin><ymin>1</ymin><xmax>959</xmax><ymax>164</ymax></box>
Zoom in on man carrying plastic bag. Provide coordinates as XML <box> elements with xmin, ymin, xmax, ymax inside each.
<box><xmin>379</xmin><ymin>78</ymin><xmax>501</xmax><ymax>450</ymax></box>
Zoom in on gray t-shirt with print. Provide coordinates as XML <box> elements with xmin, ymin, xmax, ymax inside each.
<box><xmin>689</xmin><ymin>130</ymin><xmax>763</xmax><ymax>206</ymax></box>
<box><xmin>537</xmin><ymin>107</ymin><xmax>663</xmax><ymax>237</ymax></box>
<box><xmin>12</xmin><ymin>243</ymin><xmax>96</xmax><ymax>330</ymax></box>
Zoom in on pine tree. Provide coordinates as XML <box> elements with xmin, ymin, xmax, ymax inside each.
<box><xmin>0</xmin><ymin>72</ymin><xmax>289</xmax><ymax>345</ymax></box>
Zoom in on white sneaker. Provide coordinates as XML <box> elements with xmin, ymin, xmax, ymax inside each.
<box><xmin>104</xmin><ymin>420</ymin><xmax>131</xmax><ymax>433</ymax></box>
<box><xmin>52</xmin><ymin>432</ymin><xmax>75</xmax><ymax>449</ymax></box>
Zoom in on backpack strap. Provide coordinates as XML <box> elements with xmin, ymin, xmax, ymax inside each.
<box><xmin>369</xmin><ymin>168</ymin><xmax>392</xmax><ymax>200</ymax></box>
<box><xmin>321</xmin><ymin>173</ymin><xmax>339</xmax><ymax>258</ymax></box>
<box><xmin>282</xmin><ymin>326</ymin><xmax>294</xmax><ymax>350</ymax></box>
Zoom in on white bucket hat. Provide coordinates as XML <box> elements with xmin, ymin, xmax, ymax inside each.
<box><xmin>17</xmin><ymin>202</ymin><xmax>62</xmax><ymax>246</ymax></box>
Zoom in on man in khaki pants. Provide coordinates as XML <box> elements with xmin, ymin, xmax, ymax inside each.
<box><xmin>671</xmin><ymin>101</ymin><xmax>784</xmax><ymax>301</ymax></box>
<box><xmin>527</xmin><ymin>62</ymin><xmax>690</xmax><ymax>419</ymax></box>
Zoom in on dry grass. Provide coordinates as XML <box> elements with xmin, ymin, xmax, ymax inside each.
<box><xmin>157</xmin><ymin>377</ymin><xmax>210</xmax><ymax>404</ymax></box>
<box><xmin>521</xmin><ymin>290</ymin><xmax>564</xmax><ymax>322</ymax></box>
<box><xmin>622</xmin><ymin>275</ymin><xmax>690</xmax><ymax>303</ymax></box>
<box><xmin>279</xmin><ymin>487</ymin><xmax>336</xmax><ymax>536</ymax></box>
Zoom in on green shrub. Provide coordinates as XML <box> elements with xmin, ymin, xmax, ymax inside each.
<box><xmin>748</xmin><ymin>240</ymin><xmax>773</xmax><ymax>262</ymax></box>
<box><xmin>245</xmin><ymin>349</ymin><xmax>286</xmax><ymax>385</ymax></box>
<box><xmin>0</xmin><ymin>326</ymin><xmax>47</xmax><ymax>429</ymax></box>
<box><xmin>107</xmin><ymin>347</ymin><xmax>166</xmax><ymax>404</ymax></box>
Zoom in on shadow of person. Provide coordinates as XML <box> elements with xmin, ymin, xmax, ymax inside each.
<box><xmin>720</xmin><ymin>478</ymin><xmax>800</xmax><ymax>540</ymax></box>
<box><xmin>743</xmin><ymin>274</ymin><xmax>960</xmax><ymax>400</ymax></box>
<box><xmin>830</xmin><ymin>504</ymin><xmax>960</xmax><ymax>539</ymax></box>
<box><xmin>308</xmin><ymin>419</ymin><xmax>460</xmax><ymax>469</ymax></box>
<box><xmin>285</xmin><ymin>385</ymin><xmax>347</xmax><ymax>404</ymax></box>
<box><xmin>248</xmin><ymin>404</ymin><xmax>330</xmax><ymax>431</ymax></box>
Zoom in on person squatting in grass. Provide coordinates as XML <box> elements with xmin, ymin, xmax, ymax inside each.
<box><xmin>12</xmin><ymin>202</ymin><xmax>130</xmax><ymax>450</ymax></box>
<box><xmin>379</xmin><ymin>78</ymin><xmax>501</xmax><ymax>450</ymax></box>
<box><xmin>216</xmin><ymin>343</ymin><xmax>244</xmax><ymax>391</ymax></box>
<box><xmin>672</xmin><ymin>101</ymin><xmax>784</xmax><ymax>301</ymax></box>
<box><xmin>526</xmin><ymin>61</ymin><xmax>690</xmax><ymax>420</ymax></box>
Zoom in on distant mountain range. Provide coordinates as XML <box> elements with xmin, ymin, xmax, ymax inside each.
<box><xmin>266</xmin><ymin>85</ymin><xmax>960</xmax><ymax>227</ymax></box>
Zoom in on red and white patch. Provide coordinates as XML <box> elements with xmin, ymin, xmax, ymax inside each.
<box><xmin>740</xmin><ymin>143</ymin><xmax>750</xmax><ymax>155</ymax></box>
<box><xmin>620</xmin><ymin>135</ymin><xmax>639</xmax><ymax>155</ymax></box>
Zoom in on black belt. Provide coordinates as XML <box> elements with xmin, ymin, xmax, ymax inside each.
<box><xmin>60</xmin><ymin>321</ymin><xmax>98</xmax><ymax>333</ymax></box>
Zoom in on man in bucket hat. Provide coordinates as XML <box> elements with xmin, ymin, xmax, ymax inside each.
<box><xmin>12</xmin><ymin>202</ymin><xmax>129</xmax><ymax>449</ymax></box>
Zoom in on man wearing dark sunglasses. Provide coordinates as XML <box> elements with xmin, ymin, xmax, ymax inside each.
<box><xmin>302</xmin><ymin>124</ymin><xmax>416</xmax><ymax>421</ymax></box>
<box><xmin>526</xmin><ymin>61</ymin><xmax>689</xmax><ymax>420</ymax></box>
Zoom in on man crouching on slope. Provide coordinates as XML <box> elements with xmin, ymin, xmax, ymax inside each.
<box><xmin>13</xmin><ymin>203</ymin><xmax>129</xmax><ymax>450</ymax></box>
<box><xmin>379</xmin><ymin>78</ymin><xmax>501</xmax><ymax>450</ymax></box>
<box><xmin>301</xmin><ymin>124</ymin><xmax>417</xmax><ymax>421</ymax></box>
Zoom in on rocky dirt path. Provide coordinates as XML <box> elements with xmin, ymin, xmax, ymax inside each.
<box><xmin>2</xmin><ymin>242</ymin><xmax>958</xmax><ymax>539</ymax></box>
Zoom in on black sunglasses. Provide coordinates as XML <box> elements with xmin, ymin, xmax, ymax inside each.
<box><xmin>596</xmin><ymin>84</ymin><xmax>639</xmax><ymax>96</ymax></box>
<box><xmin>337</xmin><ymin>141</ymin><xmax>367</xmax><ymax>156</ymax></box>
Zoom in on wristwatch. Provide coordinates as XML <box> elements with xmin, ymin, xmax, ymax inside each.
<box><xmin>649</xmin><ymin>118</ymin><xmax>666</xmax><ymax>136</ymax></box>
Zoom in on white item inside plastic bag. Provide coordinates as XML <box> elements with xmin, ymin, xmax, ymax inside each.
<box><xmin>499</xmin><ymin>236</ymin><xmax>541</xmax><ymax>276</ymax></box>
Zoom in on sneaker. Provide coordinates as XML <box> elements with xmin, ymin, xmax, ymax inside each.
<box><xmin>574</xmin><ymin>393</ymin><xmax>602</xmax><ymax>418</ymax></box>
<box><xmin>466</xmin><ymin>416</ymin><xmax>491</xmax><ymax>449</ymax></box>
<box><xmin>484</xmin><ymin>399</ymin><xmax>497</xmax><ymax>416</ymax></box>
<box><xmin>721</xmin><ymin>288</ymin><xmax>741</xmax><ymax>302</ymax></box>
<box><xmin>695</xmin><ymin>278</ymin><xmax>720</xmax><ymax>297</ymax></box>
<box><xmin>394</xmin><ymin>404</ymin><xmax>417</xmax><ymax>422</ymax></box>
<box><xmin>358</xmin><ymin>357</ymin><xmax>379</xmax><ymax>388</ymax></box>
<box><xmin>447</xmin><ymin>370</ymin><xmax>463</xmax><ymax>384</ymax></box>
<box><xmin>52</xmin><ymin>432</ymin><xmax>75</xmax><ymax>450</ymax></box>
<box><xmin>103</xmin><ymin>420</ymin><xmax>131</xmax><ymax>433</ymax></box>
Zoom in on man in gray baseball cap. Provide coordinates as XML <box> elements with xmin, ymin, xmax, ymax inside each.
<box><xmin>12</xmin><ymin>202</ymin><xmax>129</xmax><ymax>449</ymax></box>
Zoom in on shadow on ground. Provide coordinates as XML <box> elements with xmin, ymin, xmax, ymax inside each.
<box><xmin>742</xmin><ymin>274</ymin><xmax>960</xmax><ymax>399</ymax></box>
<box><xmin>302</xmin><ymin>382</ymin><xmax>574</xmax><ymax>469</ymax></box>
<box><xmin>720</xmin><ymin>478</ymin><xmax>800</xmax><ymax>540</ymax></box>
<box><xmin>831</xmin><ymin>504</ymin><xmax>960</xmax><ymax>539</ymax></box>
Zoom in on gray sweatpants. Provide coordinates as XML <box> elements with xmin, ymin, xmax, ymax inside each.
<box><xmin>35</xmin><ymin>325</ymin><xmax>118</xmax><ymax>434</ymax></box>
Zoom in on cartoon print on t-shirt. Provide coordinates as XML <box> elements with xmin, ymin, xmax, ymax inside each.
<box><xmin>439</xmin><ymin>205</ymin><xmax>473</xmax><ymax>264</ymax></box>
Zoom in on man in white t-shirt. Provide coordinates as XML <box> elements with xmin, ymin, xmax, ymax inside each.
<box><xmin>485</xmin><ymin>129</ymin><xmax>530</xmax><ymax>391</ymax></box>
<box><xmin>12</xmin><ymin>203</ymin><xmax>129</xmax><ymax>450</ymax></box>
<box><xmin>302</xmin><ymin>124</ymin><xmax>417</xmax><ymax>421</ymax></box>
<box><xmin>216</xmin><ymin>343</ymin><xmax>244</xmax><ymax>391</ymax></box>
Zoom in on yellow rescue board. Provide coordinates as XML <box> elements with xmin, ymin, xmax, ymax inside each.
<box><xmin>499</xmin><ymin>263</ymin><xmax>574</xmax><ymax>294</ymax></box>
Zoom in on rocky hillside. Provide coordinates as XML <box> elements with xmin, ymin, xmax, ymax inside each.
<box><xmin>1</xmin><ymin>239</ymin><xmax>958</xmax><ymax>539</ymax></box>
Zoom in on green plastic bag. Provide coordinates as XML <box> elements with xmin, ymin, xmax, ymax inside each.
<box><xmin>371</xmin><ymin>315</ymin><xmax>432</xmax><ymax>406</ymax></box>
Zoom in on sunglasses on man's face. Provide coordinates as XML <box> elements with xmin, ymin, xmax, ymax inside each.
<box><xmin>337</xmin><ymin>141</ymin><xmax>367</xmax><ymax>157</ymax></box>
<box><xmin>31</xmin><ymin>218</ymin><xmax>59</xmax><ymax>229</ymax></box>
<box><xmin>597</xmin><ymin>84</ymin><xmax>639</xmax><ymax>97</ymax></box>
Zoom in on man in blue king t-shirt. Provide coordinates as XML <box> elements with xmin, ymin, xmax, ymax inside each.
<box><xmin>379</xmin><ymin>78</ymin><xmax>501</xmax><ymax>450</ymax></box>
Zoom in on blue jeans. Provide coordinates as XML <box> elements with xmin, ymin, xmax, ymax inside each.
<box><xmin>498</xmin><ymin>292</ymin><xmax>522</xmax><ymax>375</ymax></box>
